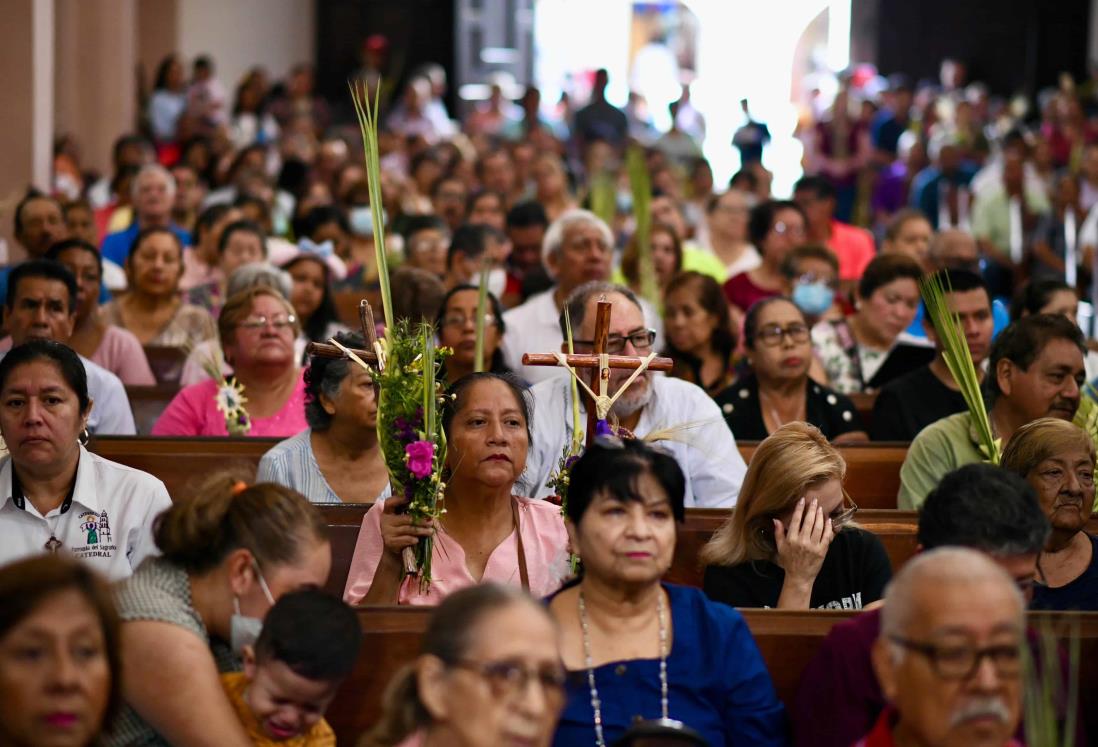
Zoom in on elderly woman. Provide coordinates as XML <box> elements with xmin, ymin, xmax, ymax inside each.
<box><xmin>548</xmin><ymin>439</ymin><xmax>786</xmax><ymax>746</ymax></box>
<box><xmin>1001</xmin><ymin>418</ymin><xmax>1098</xmax><ymax>610</ymax></box>
<box><xmin>619</xmin><ymin>223</ymin><xmax>683</xmax><ymax>301</ymax></box>
<box><xmin>702</xmin><ymin>422</ymin><xmax>891</xmax><ymax>609</ymax></box>
<box><xmin>663</xmin><ymin>271</ymin><xmax>738</xmax><ymax>396</ymax></box>
<box><xmin>101</xmin><ymin>227</ymin><xmax>216</xmax><ymax>351</ymax></box>
<box><xmin>344</xmin><ymin>372</ymin><xmax>568</xmax><ymax>605</ymax></box>
<box><xmin>46</xmin><ymin>239</ymin><xmax>156</xmax><ymax>385</ymax></box>
<box><xmin>186</xmin><ymin>219</ymin><xmax>267</xmax><ymax>316</ymax></box>
<box><xmin>436</xmin><ymin>285</ymin><xmax>510</xmax><ymax>385</ymax></box>
<box><xmin>0</xmin><ymin>555</ymin><xmax>122</xmax><ymax>747</ymax></box>
<box><xmin>364</xmin><ymin>583</ymin><xmax>565</xmax><ymax>747</ymax></box>
<box><xmin>153</xmin><ymin>287</ymin><xmax>307</xmax><ymax>437</ymax></box>
<box><xmin>0</xmin><ymin>341</ymin><xmax>170</xmax><ymax>579</ymax></box>
<box><xmin>716</xmin><ymin>298</ymin><xmax>867</xmax><ymax>442</ymax></box>
<box><xmin>257</xmin><ymin>332</ymin><xmax>388</xmax><ymax>503</ymax></box>
<box><xmin>811</xmin><ymin>254</ymin><xmax>926</xmax><ymax>394</ymax></box>
<box><xmin>106</xmin><ymin>475</ymin><xmax>330</xmax><ymax>747</ymax></box>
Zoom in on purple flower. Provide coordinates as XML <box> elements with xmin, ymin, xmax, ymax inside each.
<box><xmin>394</xmin><ymin>416</ymin><xmax>416</xmax><ymax>443</ymax></box>
<box><xmin>405</xmin><ymin>440</ymin><xmax>435</xmax><ymax>479</ymax></box>
<box><xmin>564</xmin><ymin>454</ymin><xmax>581</xmax><ymax>470</ymax></box>
<box><xmin>595</xmin><ymin>419</ymin><xmax>615</xmax><ymax>437</ymax></box>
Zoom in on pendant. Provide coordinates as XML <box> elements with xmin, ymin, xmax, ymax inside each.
<box><xmin>44</xmin><ymin>536</ymin><xmax>62</xmax><ymax>553</ymax></box>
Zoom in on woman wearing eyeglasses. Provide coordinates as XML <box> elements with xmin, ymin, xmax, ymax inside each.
<box><xmin>152</xmin><ymin>287</ymin><xmax>308</xmax><ymax>437</ymax></box>
<box><xmin>435</xmin><ymin>285</ymin><xmax>511</xmax><ymax>386</ymax></box>
<box><xmin>702</xmin><ymin>422</ymin><xmax>891</xmax><ymax>610</ymax></box>
<box><xmin>716</xmin><ymin>297</ymin><xmax>867</xmax><ymax>442</ymax></box>
<box><xmin>722</xmin><ymin>200</ymin><xmax>807</xmax><ymax>321</ymax></box>
<box><xmin>364</xmin><ymin>583</ymin><xmax>566</xmax><ymax>747</ymax></box>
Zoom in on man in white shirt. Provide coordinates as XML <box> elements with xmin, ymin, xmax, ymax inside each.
<box><xmin>3</xmin><ymin>260</ymin><xmax>136</xmax><ymax>435</ymax></box>
<box><xmin>519</xmin><ymin>281</ymin><xmax>746</xmax><ymax>508</ymax></box>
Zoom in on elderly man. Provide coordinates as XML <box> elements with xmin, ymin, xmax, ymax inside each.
<box><xmin>864</xmin><ymin>547</ymin><xmax>1026</xmax><ymax>747</ymax></box>
<box><xmin>101</xmin><ymin>164</ymin><xmax>192</xmax><ymax>266</ymax></box>
<box><xmin>500</xmin><ymin>210</ymin><xmax>615</xmax><ymax>383</ymax></box>
<box><xmin>520</xmin><ymin>281</ymin><xmax>745</xmax><ymax>508</ymax></box>
<box><xmin>2</xmin><ymin>261</ymin><xmax>135</xmax><ymax>435</ymax></box>
<box><xmin>792</xmin><ymin>464</ymin><xmax>1049</xmax><ymax>747</ymax></box>
<box><xmin>899</xmin><ymin>313</ymin><xmax>1086</xmax><ymax>508</ymax></box>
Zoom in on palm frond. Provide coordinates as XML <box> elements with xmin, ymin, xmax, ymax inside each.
<box><xmin>626</xmin><ymin>147</ymin><xmax>658</xmax><ymax>307</ymax></box>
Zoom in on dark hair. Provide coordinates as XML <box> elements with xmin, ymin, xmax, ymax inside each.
<box><xmin>304</xmin><ymin>332</ymin><xmax>367</xmax><ymax>430</ymax></box>
<box><xmin>442</xmin><ymin>372</ymin><xmax>532</xmax><ymax>444</ymax></box>
<box><xmin>466</xmin><ymin>189</ymin><xmax>504</xmax><ymax>216</ymax></box>
<box><xmin>111</xmin><ymin>133</ymin><xmax>152</xmax><ymax>168</ymax></box>
<box><xmin>728</xmin><ymin>169</ymin><xmax>759</xmax><ymax>193</ymax></box>
<box><xmin>987</xmin><ymin>314</ymin><xmax>1086</xmax><ymax>405</ymax></box>
<box><xmin>12</xmin><ymin>190</ymin><xmax>57</xmax><ymax>240</ymax></box>
<box><xmin>793</xmin><ymin>174</ymin><xmax>837</xmax><ymax>201</ymax></box>
<box><xmin>566</xmin><ymin>439</ymin><xmax>686</xmax><ymax>524</ymax></box>
<box><xmin>283</xmin><ymin>255</ymin><xmax>340</xmax><ymax>343</ymax></box>
<box><xmin>128</xmin><ymin>226</ymin><xmax>184</xmax><ymax>266</ymax></box>
<box><xmin>6</xmin><ymin>259</ymin><xmax>78</xmax><ymax>313</ymax></box>
<box><xmin>232</xmin><ymin>194</ymin><xmax>271</xmax><ymax>225</ymax></box>
<box><xmin>780</xmin><ymin>244</ymin><xmax>839</xmax><ymax>278</ymax></box>
<box><xmin>0</xmin><ymin>340</ymin><xmax>90</xmax><ymax>414</ymax></box>
<box><xmin>253</xmin><ymin>589</ymin><xmax>361</xmax><ymax>681</ymax></box>
<box><xmin>884</xmin><ymin>208</ymin><xmax>930</xmax><ymax>242</ymax></box>
<box><xmin>1010</xmin><ymin>279</ymin><xmax>1077</xmax><ymax>323</ymax></box>
<box><xmin>153</xmin><ymin>54</ymin><xmax>180</xmax><ymax>91</ymax></box>
<box><xmin>506</xmin><ymin>200</ymin><xmax>549</xmax><ymax>230</ymax></box>
<box><xmin>293</xmin><ymin>205</ymin><xmax>349</xmax><ymax>244</ymax></box>
<box><xmin>401</xmin><ymin>214</ymin><xmax>450</xmax><ymax>241</ymax></box>
<box><xmin>46</xmin><ymin>238</ymin><xmax>103</xmax><ymax>277</ymax></box>
<box><xmin>857</xmin><ymin>253</ymin><xmax>923</xmax><ymax>301</ymax></box>
<box><xmin>153</xmin><ymin>472</ymin><xmax>328</xmax><ymax>574</ymax></box>
<box><xmin>194</xmin><ymin>203</ymin><xmax>233</xmax><ymax>245</ymax></box>
<box><xmin>391</xmin><ymin>266</ymin><xmax>446</xmax><ymax>325</ymax></box>
<box><xmin>917</xmin><ymin>463</ymin><xmax>1050</xmax><ymax>555</ymax></box>
<box><xmin>748</xmin><ymin>200</ymin><xmax>804</xmax><ymax>248</ymax></box>
<box><xmin>921</xmin><ymin>268</ymin><xmax>990</xmax><ymax>333</ymax></box>
<box><xmin>662</xmin><ymin>271</ymin><xmax>736</xmax><ymax>363</ymax></box>
<box><xmin>436</xmin><ymin>285</ymin><xmax>508</xmax><ymax>378</ymax></box>
<box><xmin>0</xmin><ymin>555</ymin><xmax>123</xmax><ymax>731</ymax></box>
<box><xmin>218</xmin><ymin>219</ymin><xmax>267</xmax><ymax>257</ymax></box>
<box><xmin>558</xmin><ymin>281</ymin><xmax>644</xmax><ymax>338</ymax></box>
<box><xmin>743</xmin><ymin>296</ymin><xmax>801</xmax><ymax>350</ymax></box>
<box><xmin>448</xmin><ymin>224</ymin><xmax>503</xmax><ymax>267</ymax></box>
<box><xmin>364</xmin><ymin>584</ymin><xmax>549</xmax><ymax>746</ymax></box>
<box><xmin>620</xmin><ymin>223</ymin><xmax>682</xmax><ymax>287</ymax></box>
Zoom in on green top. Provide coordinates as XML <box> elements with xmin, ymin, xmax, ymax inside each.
<box><xmin>898</xmin><ymin>411</ymin><xmax>985</xmax><ymax>509</ymax></box>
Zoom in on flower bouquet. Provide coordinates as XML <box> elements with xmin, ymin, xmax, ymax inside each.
<box><xmin>196</xmin><ymin>345</ymin><xmax>250</xmax><ymax>436</ymax></box>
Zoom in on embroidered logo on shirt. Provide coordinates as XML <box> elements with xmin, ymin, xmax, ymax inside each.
<box><xmin>72</xmin><ymin>510</ymin><xmax>116</xmax><ymax>559</ymax></box>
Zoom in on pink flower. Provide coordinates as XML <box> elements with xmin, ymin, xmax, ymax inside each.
<box><xmin>405</xmin><ymin>440</ymin><xmax>435</xmax><ymax>479</ymax></box>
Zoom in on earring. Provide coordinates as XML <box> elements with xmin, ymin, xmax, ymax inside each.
<box><xmin>79</xmin><ymin>427</ymin><xmax>90</xmax><ymax>446</ymax></box>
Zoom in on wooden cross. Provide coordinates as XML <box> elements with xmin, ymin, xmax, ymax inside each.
<box><xmin>521</xmin><ymin>300</ymin><xmax>673</xmax><ymax>447</ymax></box>
<box><xmin>306</xmin><ymin>300</ymin><xmax>381</xmax><ymax>366</ymax></box>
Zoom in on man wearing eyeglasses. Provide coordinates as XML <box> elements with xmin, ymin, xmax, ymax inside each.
<box><xmin>861</xmin><ymin>547</ymin><xmax>1025</xmax><ymax>747</ymax></box>
<box><xmin>520</xmin><ymin>281</ymin><xmax>745</xmax><ymax>508</ymax></box>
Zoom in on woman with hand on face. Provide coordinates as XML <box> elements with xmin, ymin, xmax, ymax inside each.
<box><xmin>716</xmin><ymin>298</ymin><xmax>867</xmax><ymax>442</ymax></box>
<box><xmin>662</xmin><ymin>271</ymin><xmax>738</xmax><ymax>396</ymax></box>
<box><xmin>548</xmin><ymin>439</ymin><xmax>786</xmax><ymax>747</ymax></box>
<box><xmin>1001</xmin><ymin>418</ymin><xmax>1098</xmax><ymax>610</ymax></box>
<box><xmin>344</xmin><ymin>373</ymin><xmax>568</xmax><ymax>605</ymax></box>
<box><xmin>46</xmin><ymin>239</ymin><xmax>156</xmax><ymax>386</ymax></box>
<box><xmin>702</xmin><ymin>422</ymin><xmax>891</xmax><ymax>610</ymax></box>
<box><xmin>106</xmin><ymin>475</ymin><xmax>330</xmax><ymax>747</ymax></box>
<box><xmin>0</xmin><ymin>555</ymin><xmax>122</xmax><ymax>747</ymax></box>
<box><xmin>364</xmin><ymin>583</ymin><xmax>566</xmax><ymax>747</ymax></box>
<box><xmin>101</xmin><ymin>227</ymin><xmax>217</xmax><ymax>351</ymax></box>
<box><xmin>153</xmin><ymin>287</ymin><xmax>307</xmax><ymax>437</ymax></box>
<box><xmin>436</xmin><ymin>285</ymin><xmax>510</xmax><ymax>386</ymax></box>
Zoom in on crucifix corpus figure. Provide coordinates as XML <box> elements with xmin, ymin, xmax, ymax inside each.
<box><xmin>522</xmin><ymin>299</ymin><xmax>673</xmax><ymax>446</ymax></box>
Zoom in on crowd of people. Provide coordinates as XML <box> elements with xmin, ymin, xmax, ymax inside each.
<box><xmin>3</xmin><ymin>47</ymin><xmax>1098</xmax><ymax>747</ymax></box>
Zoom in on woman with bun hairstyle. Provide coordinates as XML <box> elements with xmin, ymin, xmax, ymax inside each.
<box><xmin>105</xmin><ymin>474</ymin><xmax>330</xmax><ymax>747</ymax></box>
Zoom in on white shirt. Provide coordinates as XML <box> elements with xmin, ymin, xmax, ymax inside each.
<box><xmin>518</xmin><ymin>375</ymin><xmax>746</xmax><ymax>508</ymax></box>
<box><xmin>500</xmin><ymin>287</ymin><xmax>664</xmax><ymax>385</ymax></box>
<box><xmin>0</xmin><ymin>351</ymin><xmax>136</xmax><ymax>436</ymax></box>
<box><xmin>0</xmin><ymin>445</ymin><xmax>170</xmax><ymax>580</ymax></box>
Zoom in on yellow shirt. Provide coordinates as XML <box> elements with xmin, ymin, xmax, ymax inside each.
<box><xmin>221</xmin><ymin>672</ymin><xmax>337</xmax><ymax>747</ymax></box>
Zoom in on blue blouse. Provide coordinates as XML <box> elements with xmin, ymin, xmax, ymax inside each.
<box><xmin>552</xmin><ymin>584</ymin><xmax>788</xmax><ymax>747</ymax></box>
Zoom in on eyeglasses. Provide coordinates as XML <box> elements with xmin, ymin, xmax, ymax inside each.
<box><xmin>574</xmin><ymin>328</ymin><xmax>657</xmax><ymax>355</ymax></box>
<box><xmin>450</xmin><ymin>658</ymin><xmax>567</xmax><ymax>701</ymax></box>
<box><xmin>441</xmin><ymin>312</ymin><xmax>497</xmax><ymax>328</ymax></box>
<box><xmin>888</xmin><ymin>635</ymin><xmax>1023</xmax><ymax>680</ymax></box>
<box><xmin>831</xmin><ymin>488</ymin><xmax>858</xmax><ymax>528</ymax></box>
<box><xmin>236</xmin><ymin>314</ymin><xmax>297</xmax><ymax>332</ymax></box>
<box><xmin>772</xmin><ymin>220</ymin><xmax>805</xmax><ymax>238</ymax></box>
<box><xmin>755</xmin><ymin>323</ymin><xmax>810</xmax><ymax>347</ymax></box>
<box><xmin>794</xmin><ymin>272</ymin><xmax>839</xmax><ymax>290</ymax></box>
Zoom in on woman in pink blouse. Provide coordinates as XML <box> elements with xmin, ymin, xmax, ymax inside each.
<box><xmin>344</xmin><ymin>372</ymin><xmax>569</xmax><ymax>605</ymax></box>
<box><xmin>152</xmin><ymin>286</ymin><xmax>308</xmax><ymax>437</ymax></box>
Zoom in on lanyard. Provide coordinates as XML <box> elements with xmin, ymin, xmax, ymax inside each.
<box><xmin>11</xmin><ymin>467</ymin><xmax>78</xmax><ymax>515</ymax></box>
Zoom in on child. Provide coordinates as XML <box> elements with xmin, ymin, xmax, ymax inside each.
<box><xmin>222</xmin><ymin>589</ymin><xmax>362</xmax><ymax>745</ymax></box>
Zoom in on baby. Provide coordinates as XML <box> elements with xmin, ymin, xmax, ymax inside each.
<box><xmin>222</xmin><ymin>589</ymin><xmax>362</xmax><ymax>745</ymax></box>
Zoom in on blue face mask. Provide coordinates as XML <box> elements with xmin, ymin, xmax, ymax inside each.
<box><xmin>792</xmin><ymin>281</ymin><xmax>835</xmax><ymax>316</ymax></box>
<box><xmin>349</xmin><ymin>206</ymin><xmax>385</xmax><ymax>237</ymax></box>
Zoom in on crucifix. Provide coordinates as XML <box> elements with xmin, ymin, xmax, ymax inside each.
<box><xmin>306</xmin><ymin>300</ymin><xmax>382</xmax><ymax>366</ymax></box>
<box><xmin>521</xmin><ymin>299</ymin><xmax>674</xmax><ymax>447</ymax></box>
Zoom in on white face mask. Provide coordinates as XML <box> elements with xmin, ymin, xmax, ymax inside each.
<box><xmin>230</xmin><ymin>561</ymin><xmax>275</xmax><ymax>657</ymax></box>
<box><xmin>474</xmin><ymin>266</ymin><xmax>507</xmax><ymax>298</ymax></box>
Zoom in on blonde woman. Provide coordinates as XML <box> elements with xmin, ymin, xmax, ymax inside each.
<box><xmin>701</xmin><ymin>422</ymin><xmax>891</xmax><ymax>609</ymax></box>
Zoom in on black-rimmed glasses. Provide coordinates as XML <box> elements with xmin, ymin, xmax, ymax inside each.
<box><xmin>888</xmin><ymin>635</ymin><xmax>1023</xmax><ymax>680</ymax></box>
<box><xmin>574</xmin><ymin>328</ymin><xmax>657</xmax><ymax>355</ymax></box>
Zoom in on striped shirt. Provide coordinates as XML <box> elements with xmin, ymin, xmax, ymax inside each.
<box><xmin>257</xmin><ymin>429</ymin><xmax>390</xmax><ymax>504</ymax></box>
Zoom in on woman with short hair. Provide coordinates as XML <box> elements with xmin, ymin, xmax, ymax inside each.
<box><xmin>662</xmin><ymin>271</ymin><xmax>737</xmax><ymax>396</ymax></box>
<box><xmin>702</xmin><ymin>422</ymin><xmax>891</xmax><ymax>610</ymax></box>
<box><xmin>435</xmin><ymin>285</ymin><xmax>510</xmax><ymax>385</ymax></box>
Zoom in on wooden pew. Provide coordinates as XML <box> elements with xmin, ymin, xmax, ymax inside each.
<box><xmin>326</xmin><ymin>607</ymin><xmax>1098</xmax><ymax>745</ymax></box>
<box><xmin>124</xmin><ymin>385</ymin><xmax>180</xmax><ymax>436</ymax></box>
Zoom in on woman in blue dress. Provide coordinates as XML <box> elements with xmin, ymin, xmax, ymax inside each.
<box><xmin>548</xmin><ymin>439</ymin><xmax>788</xmax><ymax>747</ymax></box>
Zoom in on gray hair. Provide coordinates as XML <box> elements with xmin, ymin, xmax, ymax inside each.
<box><xmin>131</xmin><ymin>163</ymin><xmax>176</xmax><ymax>202</ymax></box>
<box><xmin>541</xmin><ymin>208</ymin><xmax>613</xmax><ymax>267</ymax></box>
<box><xmin>226</xmin><ymin>262</ymin><xmax>292</xmax><ymax>299</ymax></box>
<box><xmin>558</xmin><ymin>281</ymin><xmax>643</xmax><ymax>338</ymax></box>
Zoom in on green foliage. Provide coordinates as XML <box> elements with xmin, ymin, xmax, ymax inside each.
<box><xmin>1021</xmin><ymin>616</ymin><xmax>1079</xmax><ymax>747</ymax></box>
<box><xmin>626</xmin><ymin>147</ymin><xmax>659</xmax><ymax>308</ymax></box>
<box><xmin>589</xmin><ymin>171</ymin><xmax>617</xmax><ymax>228</ymax></box>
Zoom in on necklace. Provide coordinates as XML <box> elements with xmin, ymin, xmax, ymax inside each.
<box><xmin>578</xmin><ymin>588</ymin><xmax>668</xmax><ymax>747</ymax></box>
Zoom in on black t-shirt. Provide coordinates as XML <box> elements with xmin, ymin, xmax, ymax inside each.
<box><xmin>714</xmin><ymin>375</ymin><xmax>865</xmax><ymax>442</ymax></box>
<box><xmin>870</xmin><ymin>364</ymin><xmax>967</xmax><ymax>441</ymax></box>
<box><xmin>702</xmin><ymin>528</ymin><xmax>892</xmax><ymax>610</ymax></box>
<box><xmin>1031</xmin><ymin>534</ymin><xmax>1098</xmax><ymax>611</ymax></box>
